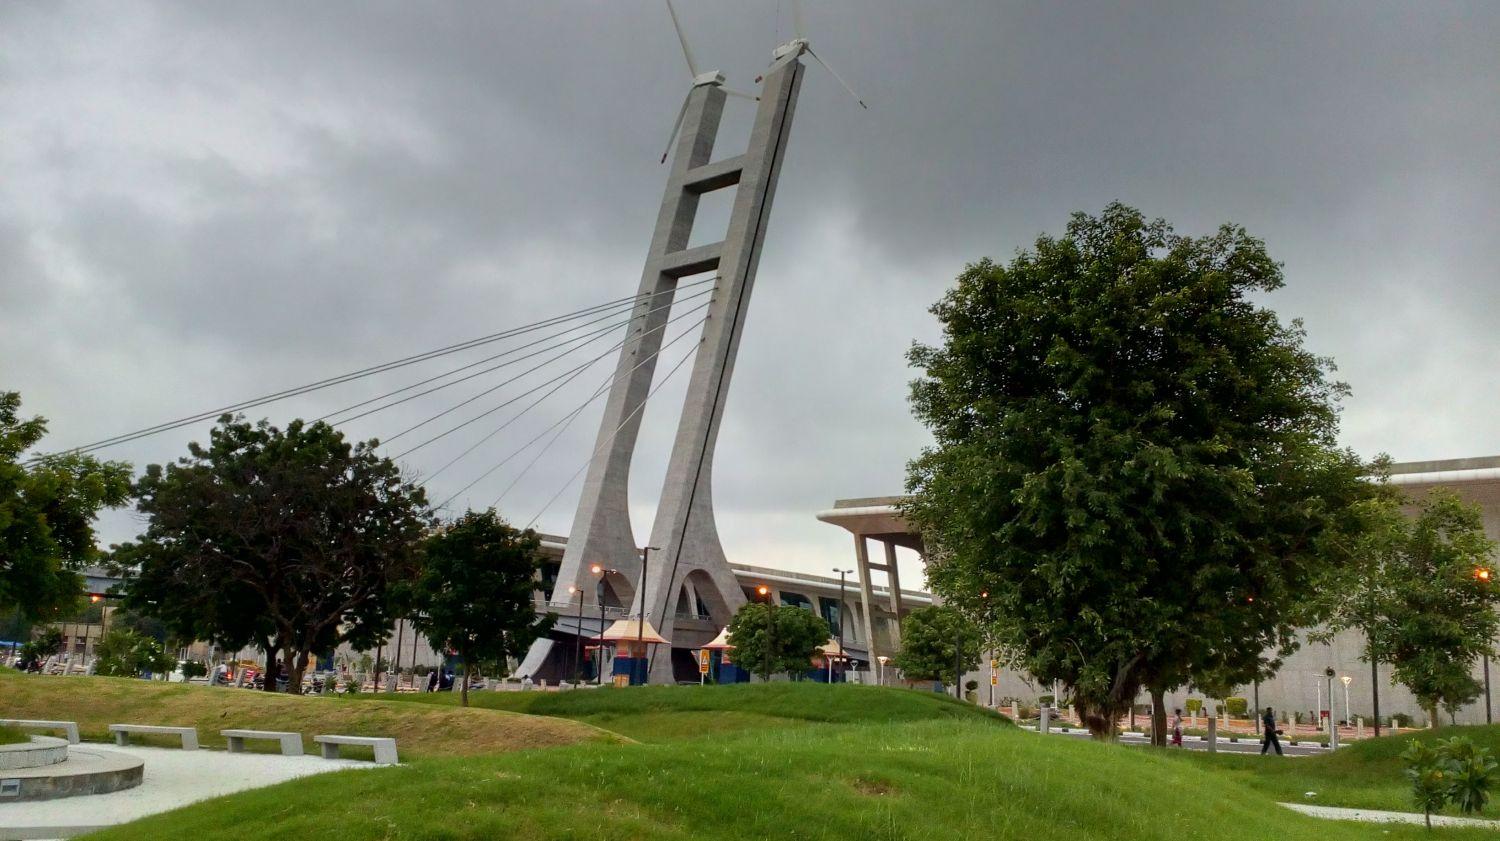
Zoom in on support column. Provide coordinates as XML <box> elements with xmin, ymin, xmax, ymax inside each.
<box><xmin>854</xmin><ymin>534</ymin><xmax>879</xmax><ymax>659</ymax></box>
<box><xmin>883</xmin><ymin>541</ymin><xmax>905</xmax><ymax>650</ymax></box>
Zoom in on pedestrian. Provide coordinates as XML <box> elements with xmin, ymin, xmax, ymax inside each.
<box><xmin>1170</xmin><ymin>708</ymin><xmax>1184</xmax><ymax>747</ymax></box>
<box><xmin>1260</xmin><ymin>706</ymin><xmax>1283</xmax><ymax>756</ymax></box>
<box><xmin>426</xmin><ymin>668</ymin><xmax>439</xmax><ymax>692</ymax></box>
<box><xmin>521</xmin><ymin>673</ymin><xmax>534</xmax><ymax>691</ymax></box>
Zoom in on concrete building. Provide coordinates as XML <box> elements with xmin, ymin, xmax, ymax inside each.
<box><xmin>817</xmin><ymin>456</ymin><xmax>1500</xmax><ymax>726</ymax></box>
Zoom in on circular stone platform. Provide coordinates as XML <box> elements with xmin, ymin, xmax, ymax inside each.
<box><xmin>0</xmin><ymin>741</ymin><xmax>143</xmax><ymax>802</ymax></box>
<box><xmin>0</xmin><ymin>736</ymin><xmax>69</xmax><ymax>772</ymax></box>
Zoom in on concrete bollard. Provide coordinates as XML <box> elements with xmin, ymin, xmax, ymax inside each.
<box><xmin>1011</xmin><ymin>700</ymin><xmax>1020</xmax><ymax>721</ymax></box>
<box><xmin>1356</xmin><ymin>716</ymin><xmax>1365</xmax><ymax>739</ymax></box>
<box><xmin>1039</xmin><ymin>706</ymin><xmax>1051</xmax><ymax>734</ymax></box>
<box><xmin>1206</xmin><ymin>716</ymin><xmax>1217</xmax><ymax>753</ymax></box>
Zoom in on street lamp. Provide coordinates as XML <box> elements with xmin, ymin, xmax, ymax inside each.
<box><xmin>590</xmin><ymin>564</ymin><xmax>617</xmax><ymax>686</ymax></box>
<box><xmin>1477</xmin><ymin>566</ymin><xmax>1494</xmax><ymax>723</ymax></box>
<box><xmin>635</xmin><ymin>546</ymin><xmax>661</xmax><ymax>685</ymax></box>
<box><xmin>1325</xmin><ymin>667</ymin><xmax>1338</xmax><ymax>750</ymax></box>
<box><xmin>877</xmin><ymin>654</ymin><xmax>889</xmax><ymax>686</ymax></box>
<box><xmin>832</xmin><ymin>568</ymin><xmax>852</xmax><ymax>684</ymax></box>
<box><xmin>757</xmin><ymin>585</ymin><xmax>775</xmax><ymax>682</ymax></box>
<box><xmin>567</xmin><ymin>585</ymin><xmax>585</xmax><ymax>687</ymax></box>
<box><xmin>1340</xmin><ymin>675</ymin><xmax>1352</xmax><ymax>731</ymax></box>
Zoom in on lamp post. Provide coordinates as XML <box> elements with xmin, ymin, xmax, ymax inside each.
<box><xmin>757</xmin><ymin>585</ymin><xmax>775</xmax><ymax>682</ymax></box>
<box><xmin>1476</xmin><ymin>566</ymin><xmax>1493</xmax><ymax>723</ymax></box>
<box><xmin>567</xmin><ymin>585</ymin><xmax>586</xmax><ymax>687</ymax></box>
<box><xmin>635</xmin><ymin>546</ymin><xmax>660</xmax><ymax>685</ymax></box>
<box><xmin>1340</xmin><ymin>675</ymin><xmax>1352</xmax><ymax>732</ymax></box>
<box><xmin>1325</xmin><ymin>667</ymin><xmax>1338</xmax><ymax>749</ymax></box>
<box><xmin>832</xmin><ymin>568</ymin><xmax>851</xmax><ymax>684</ymax></box>
<box><xmin>877</xmin><ymin>654</ymin><xmax>889</xmax><ymax>687</ymax></box>
<box><xmin>591</xmin><ymin>564</ymin><xmax>616</xmax><ymax>686</ymax></box>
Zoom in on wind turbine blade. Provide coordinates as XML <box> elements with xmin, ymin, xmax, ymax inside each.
<box><xmin>663</xmin><ymin>0</ymin><xmax>701</xmax><ymax>79</ymax></box>
<box><xmin>723</xmin><ymin>88</ymin><xmax>760</xmax><ymax>102</ymax></box>
<box><xmin>660</xmin><ymin>89</ymin><xmax>692</xmax><ymax>164</ymax></box>
<box><xmin>791</xmin><ymin>0</ymin><xmax>806</xmax><ymax>40</ymax></box>
<box><xmin>806</xmin><ymin>45</ymin><xmax>868</xmax><ymax>109</ymax></box>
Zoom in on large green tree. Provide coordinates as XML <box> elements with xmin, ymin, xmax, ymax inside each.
<box><xmin>905</xmin><ymin>205</ymin><xmax>1368</xmax><ymax>741</ymax></box>
<box><xmin>727</xmin><ymin>602</ymin><xmax>830</xmax><ymax>681</ymax></box>
<box><xmin>1</xmin><ymin>392</ymin><xmax>131</xmax><ymax>620</ymax></box>
<box><xmin>1372</xmin><ymin>490</ymin><xmax>1498</xmax><ymax>726</ymax></box>
<box><xmin>407</xmin><ymin>509</ymin><xmax>553</xmax><ymax>706</ymax></box>
<box><xmin>890</xmin><ymin>605</ymin><xmax>981</xmax><ymax>690</ymax></box>
<box><xmin>124</xmin><ymin>415</ymin><xmax>431</xmax><ymax>693</ymax></box>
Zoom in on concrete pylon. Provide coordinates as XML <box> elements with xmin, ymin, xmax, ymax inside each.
<box><xmin>542</xmin><ymin>45</ymin><xmax>807</xmax><ymax>685</ymax></box>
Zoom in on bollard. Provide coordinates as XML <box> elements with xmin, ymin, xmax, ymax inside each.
<box><xmin>1011</xmin><ymin>700</ymin><xmax>1020</xmax><ymax>721</ymax></box>
<box><xmin>1039</xmin><ymin>705</ymin><xmax>1051</xmax><ymax>734</ymax></box>
<box><xmin>1206</xmin><ymin>715</ymin><xmax>1217</xmax><ymax>753</ymax></box>
<box><xmin>1356</xmin><ymin>716</ymin><xmax>1364</xmax><ymax>739</ymax></box>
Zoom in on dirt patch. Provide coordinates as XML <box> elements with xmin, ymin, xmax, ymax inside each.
<box><xmin>850</xmin><ymin>777</ymin><xmax>899</xmax><ymax>797</ymax></box>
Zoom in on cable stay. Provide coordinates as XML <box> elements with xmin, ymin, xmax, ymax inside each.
<box><xmin>522</xmin><ymin>335</ymin><xmax>701</xmax><ymax>530</ymax></box>
<box><xmin>27</xmin><ymin>278</ymin><xmax>715</xmax><ymax>461</ymax></box>
<box><xmin>430</xmin><ymin>311</ymin><xmax>709</xmax><ymax>510</ymax></box>
<box><xmin>316</xmin><ymin>279</ymin><xmax>716</xmax><ymax>425</ymax></box>
<box><xmin>389</xmin><ymin>298</ymin><xmax>714</xmax><ymax>460</ymax></box>
<box><xmin>325</xmin><ymin>285</ymin><xmax>714</xmax><ymax>430</ymax></box>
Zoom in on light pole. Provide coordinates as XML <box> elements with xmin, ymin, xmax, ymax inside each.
<box><xmin>833</xmin><ymin>568</ymin><xmax>852</xmax><ymax>684</ymax></box>
<box><xmin>1340</xmin><ymin>675</ymin><xmax>1352</xmax><ymax>731</ymax></box>
<box><xmin>591</xmin><ymin>564</ymin><xmax>616</xmax><ymax>686</ymax></box>
<box><xmin>757</xmin><ymin>585</ymin><xmax>775</xmax><ymax>682</ymax></box>
<box><xmin>877</xmin><ymin>655</ymin><xmax>889</xmax><ymax>687</ymax></box>
<box><xmin>635</xmin><ymin>546</ymin><xmax>660</xmax><ymax>686</ymax></box>
<box><xmin>1325</xmin><ymin>667</ymin><xmax>1338</xmax><ymax>749</ymax></box>
<box><xmin>567</xmin><ymin>585</ymin><xmax>586</xmax><ymax>687</ymax></box>
<box><xmin>1476</xmin><ymin>566</ymin><xmax>1493</xmax><ymax>723</ymax></box>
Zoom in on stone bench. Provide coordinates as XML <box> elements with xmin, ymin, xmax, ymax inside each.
<box><xmin>221</xmin><ymin>729</ymin><xmax>303</xmax><ymax>756</ymax></box>
<box><xmin>108</xmin><ymin>723</ymin><xmax>199</xmax><ymax>750</ymax></box>
<box><xmin>0</xmin><ymin>718</ymin><xmax>80</xmax><ymax>744</ymax></box>
<box><xmin>313</xmin><ymin>734</ymin><xmax>398</xmax><ymax>765</ymax></box>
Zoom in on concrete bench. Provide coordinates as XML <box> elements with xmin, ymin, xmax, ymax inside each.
<box><xmin>0</xmin><ymin>718</ymin><xmax>80</xmax><ymax>744</ymax></box>
<box><xmin>108</xmin><ymin>723</ymin><xmax>199</xmax><ymax>750</ymax></box>
<box><xmin>313</xmin><ymin>734</ymin><xmax>398</xmax><ymax>765</ymax></box>
<box><xmin>221</xmin><ymin>729</ymin><xmax>303</xmax><ymax>756</ymax></box>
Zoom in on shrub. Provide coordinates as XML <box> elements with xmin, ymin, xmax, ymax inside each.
<box><xmin>94</xmin><ymin>629</ymin><xmax>174</xmax><ymax>678</ymax></box>
<box><xmin>1038</xmin><ymin>694</ymin><xmax>1055</xmax><ymax>707</ymax></box>
<box><xmin>965</xmin><ymin>680</ymin><xmax>979</xmax><ymax>692</ymax></box>
<box><xmin>1401</xmin><ymin>736</ymin><xmax>1499</xmax><ymax>829</ymax></box>
<box><xmin>1224</xmin><ymin>697</ymin><xmax>1248</xmax><ymax>717</ymax></box>
<box><xmin>1184</xmin><ymin>698</ymin><xmax>1203</xmax><ymax>714</ymax></box>
<box><xmin>1392</xmin><ymin>712</ymin><xmax>1415</xmax><ymax>728</ymax></box>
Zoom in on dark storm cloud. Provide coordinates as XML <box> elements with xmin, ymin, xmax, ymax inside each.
<box><xmin>3</xmin><ymin>1</ymin><xmax>1497</xmax><ymax>580</ymax></box>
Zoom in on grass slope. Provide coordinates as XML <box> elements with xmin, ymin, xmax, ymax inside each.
<box><xmin>367</xmin><ymin>682</ymin><xmax>1005</xmax><ymax>741</ymax></box>
<box><xmin>1182</xmin><ymin>723</ymin><xmax>1500</xmax><ymax>817</ymax></box>
<box><xmin>84</xmin><ymin>716</ymin><xmax>1485</xmax><ymax>841</ymax></box>
<box><xmin>0</xmin><ymin>723</ymin><xmax>28</xmax><ymax>744</ymax></box>
<box><xmin>0</xmin><ymin>671</ymin><xmax>620</xmax><ymax>759</ymax></box>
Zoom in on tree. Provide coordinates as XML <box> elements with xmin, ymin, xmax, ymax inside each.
<box><xmin>124</xmin><ymin>415</ymin><xmax>431</xmax><ymax>693</ymax></box>
<box><xmin>20</xmin><ymin>627</ymin><xmax>63</xmax><ymax>665</ymax></box>
<box><xmin>905</xmin><ymin>205</ymin><xmax>1368</xmax><ymax>741</ymax></box>
<box><xmin>94</xmin><ymin>628</ymin><xmax>174</xmax><ymax>678</ymax></box>
<box><xmin>726</xmin><ymin>602</ymin><xmax>830</xmax><ymax>680</ymax></box>
<box><xmin>890</xmin><ymin>605</ymin><xmax>981</xmax><ymax>689</ymax></box>
<box><xmin>1370</xmin><ymin>490</ymin><xmax>1499</xmax><ymax>726</ymax></box>
<box><xmin>1</xmin><ymin>392</ymin><xmax>131</xmax><ymax>620</ymax></box>
<box><xmin>407</xmin><ymin>509</ymin><xmax>552</xmax><ymax>706</ymax></box>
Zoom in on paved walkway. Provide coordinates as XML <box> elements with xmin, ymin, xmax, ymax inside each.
<box><xmin>0</xmin><ymin>744</ymin><xmax>377</xmax><ymax>839</ymax></box>
<box><xmin>1282</xmin><ymin>802</ymin><xmax>1500</xmax><ymax>829</ymax></box>
<box><xmin>1031</xmin><ymin>727</ymin><xmax>1328</xmax><ymax>756</ymax></box>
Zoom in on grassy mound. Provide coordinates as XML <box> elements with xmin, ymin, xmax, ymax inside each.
<box><xmin>365</xmin><ymin>682</ymin><xmax>1007</xmax><ymax>741</ymax></box>
<box><xmin>1182</xmin><ymin>724</ymin><xmax>1500</xmax><ymax>816</ymax></box>
<box><xmin>84</xmin><ymin>718</ymin><xmax>1469</xmax><ymax>841</ymax></box>
<box><xmin>0</xmin><ymin>671</ymin><xmax>621</xmax><ymax>759</ymax></box>
<box><xmin>0</xmin><ymin>723</ymin><xmax>29</xmax><ymax>745</ymax></box>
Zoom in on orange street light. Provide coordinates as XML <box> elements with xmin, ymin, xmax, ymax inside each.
<box><xmin>1476</xmin><ymin>567</ymin><xmax>1492</xmax><ymax>582</ymax></box>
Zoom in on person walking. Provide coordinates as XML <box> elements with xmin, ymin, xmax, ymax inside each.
<box><xmin>1170</xmin><ymin>708</ymin><xmax>1184</xmax><ymax>747</ymax></box>
<box><xmin>1260</xmin><ymin>706</ymin><xmax>1283</xmax><ymax>756</ymax></box>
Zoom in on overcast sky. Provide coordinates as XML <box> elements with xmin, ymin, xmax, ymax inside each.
<box><xmin>3</xmin><ymin>1</ymin><xmax>1497</xmax><ymax>585</ymax></box>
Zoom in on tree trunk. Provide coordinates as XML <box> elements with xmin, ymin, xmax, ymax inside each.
<box><xmin>259</xmin><ymin>641</ymin><xmax>280</xmax><ymax>691</ymax></box>
<box><xmin>283</xmin><ymin>649</ymin><xmax>310</xmax><ymax>694</ymax></box>
<box><xmin>461</xmin><ymin>661</ymin><xmax>472</xmax><ymax>708</ymax></box>
<box><xmin>1429</xmin><ymin>706</ymin><xmax>1440</xmax><ymax>729</ymax></box>
<box><xmin>1150</xmin><ymin>686</ymin><xmax>1168</xmax><ymax>747</ymax></box>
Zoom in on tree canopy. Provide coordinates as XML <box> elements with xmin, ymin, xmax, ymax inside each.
<box><xmin>905</xmin><ymin>205</ymin><xmax>1368</xmax><ymax>740</ymax></box>
<box><xmin>726</xmin><ymin>601</ymin><xmax>830</xmax><ymax>681</ymax></box>
<box><xmin>890</xmin><ymin>605</ymin><xmax>981</xmax><ymax>688</ymax></box>
<box><xmin>408</xmin><ymin>509</ymin><xmax>553</xmax><ymax>706</ymax></box>
<box><xmin>1</xmin><ymin>392</ymin><xmax>131</xmax><ymax>620</ymax></box>
<box><xmin>122</xmin><ymin>415</ymin><xmax>431</xmax><ymax>692</ymax></box>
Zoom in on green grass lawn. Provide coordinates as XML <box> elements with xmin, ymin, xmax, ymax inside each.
<box><xmin>363</xmin><ymin>682</ymin><xmax>1005</xmax><ymax>741</ymax></box>
<box><xmin>0</xmin><ymin>723</ymin><xmax>28</xmax><ymax>745</ymax></box>
<box><xmin>55</xmin><ymin>680</ymin><xmax>1500</xmax><ymax>840</ymax></box>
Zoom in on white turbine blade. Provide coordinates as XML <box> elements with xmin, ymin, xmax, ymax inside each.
<box><xmin>723</xmin><ymin>88</ymin><xmax>760</xmax><ymax>102</ymax></box>
<box><xmin>806</xmin><ymin>45</ymin><xmax>868</xmax><ymax>109</ymax></box>
<box><xmin>791</xmin><ymin>0</ymin><xmax>806</xmax><ymax>40</ymax></box>
<box><xmin>663</xmin><ymin>0</ymin><xmax>701</xmax><ymax>79</ymax></box>
<box><xmin>660</xmin><ymin>89</ymin><xmax>692</xmax><ymax>164</ymax></box>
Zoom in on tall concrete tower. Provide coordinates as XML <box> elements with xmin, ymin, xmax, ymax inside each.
<box><xmin>542</xmin><ymin>42</ymin><xmax>807</xmax><ymax>683</ymax></box>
